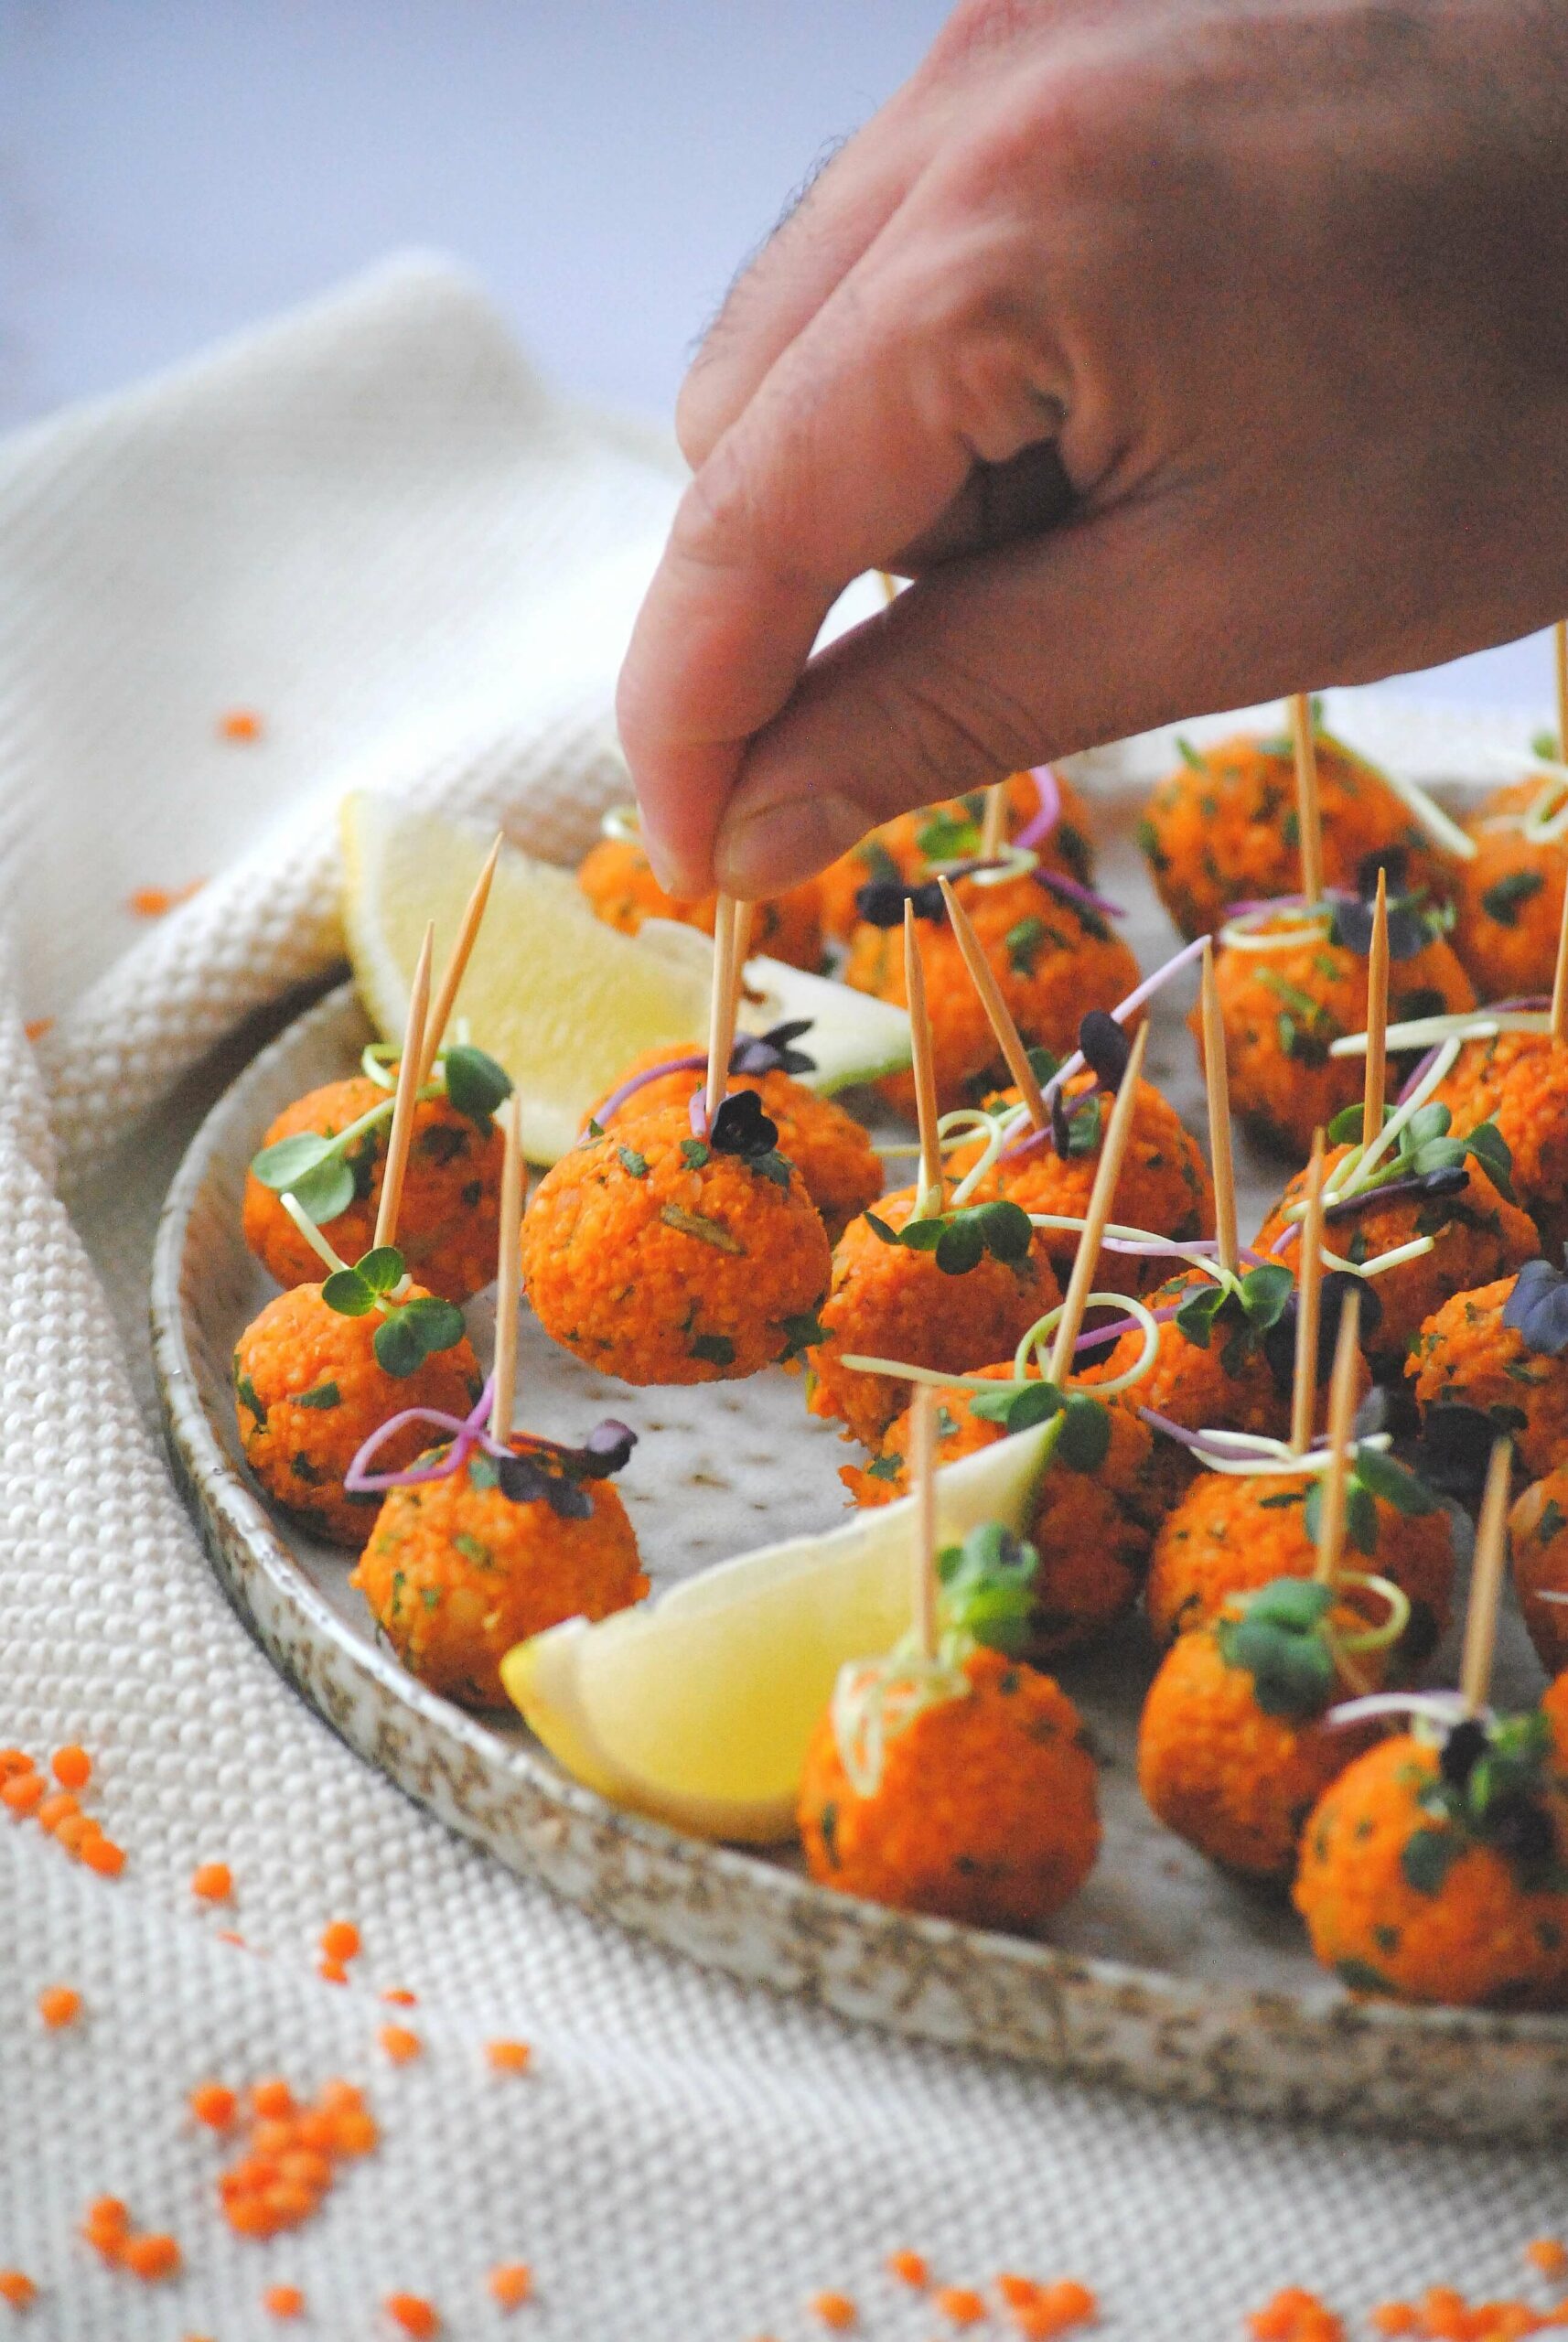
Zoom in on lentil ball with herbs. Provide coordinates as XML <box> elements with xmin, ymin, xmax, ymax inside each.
<box><xmin>242</xmin><ymin>1075</ymin><xmax>505</xmax><ymax>1305</ymax></box>
<box><xmin>233</xmin><ymin>1283</ymin><xmax>482</xmax><ymax>1546</ymax></box>
<box><xmin>1430</xmin><ymin>1029</ymin><xmax>1568</xmax><ymax>1259</ymax></box>
<box><xmin>1206</xmin><ymin>914</ymin><xmax>1475</xmax><ymax>1159</ymax></box>
<box><xmin>521</xmin><ymin>1097</ymin><xmax>831</xmax><ymax>1384</ymax></box>
<box><xmin>1294</xmin><ymin>1723</ymin><xmax>1568</xmax><ymax>2007</ymax></box>
<box><xmin>1408</xmin><ymin>1273</ymin><xmax>1568</xmax><ymax>1481</ymax></box>
<box><xmin>798</xmin><ymin>1646</ymin><xmax>1101</xmax><ymax>1932</ymax></box>
<box><xmin>1252</xmin><ymin>1139</ymin><xmax>1537</xmax><ymax>1378</ymax></box>
<box><xmin>1138</xmin><ymin>728</ymin><xmax>1439</xmax><ymax>941</ymax></box>
<box><xmin>588</xmin><ymin>1046</ymin><xmax>882</xmax><ymax>1244</ymax></box>
<box><xmin>352</xmin><ymin>1445</ymin><xmax>647</xmax><ymax>1707</ymax></box>
<box><xmin>1449</xmin><ymin>776</ymin><xmax>1568</xmax><ymax>1004</ymax></box>
<box><xmin>817</xmin><ymin>770</ymin><xmax>1096</xmax><ymax>945</ymax></box>
<box><xmin>1144</xmin><ymin>1468</ymin><xmax>1454</xmax><ymax>1673</ymax></box>
<box><xmin>806</xmin><ymin>1189</ymin><xmax>1058</xmax><ymax>1451</ymax></box>
<box><xmin>1509</xmin><ymin>1468</ymin><xmax>1568</xmax><ymax>1677</ymax></box>
<box><xmin>575</xmin><ymin>832</ymin><xmax>823</xmax><ymax>970</ymax></box>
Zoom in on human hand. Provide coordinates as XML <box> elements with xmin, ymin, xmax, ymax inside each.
<box><xmin>618</xmin><ymin>0</ymin><xmax>1568</xmax><ymax>901</ymax></box>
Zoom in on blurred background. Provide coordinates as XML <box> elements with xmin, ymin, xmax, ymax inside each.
<box><xmin>0</xmin><ymin>0</ymin><xmax>1552</xmax><ymax>712</ymax></box>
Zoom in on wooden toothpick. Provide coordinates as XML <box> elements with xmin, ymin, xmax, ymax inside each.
<box><xmin>1312</xmin><ymin>1284</ymin><xmax>1362</xmax><ymax>1585</ymax></box>
<box><xmin>373</xmin><ymin>923</ymin><xmax>435</xmax><ymax>1253</ymax></box>
<box><xmin>416</xmin><ymin>833</ymin><xmax>504</xmax><ymax>1088</ymax></box>
<box><xmin>1047</xmin><ymin>1020</ymin><xmax>1150</xmax><ymax>1384</ymax></box>
<box><xmin>1289</xmin><ymin>1131</ymin><xmax>1328</xmax><ymax>1458</ymax></box>
<box><xmin>904</xmin><ymin>900</ymin><xmax>944</xmax><ymax>1215</ymax></box>
<box><xmin>1291</xmin><ymin>692</ymin><xmax>1324</xmax><ymax>905</ymax></box>
<box><xmin>979</xmin><ymin>782</ymin><xmax>1007</xmax><ymax>862</ymax></box>
<box><xmin>1199</xmin><ymin>938</ymin><xmax>1240</xmax><ymax>1277</ymax></box>
<box><xmin>911</xmin><ymin>1384</ymin><xmax>939</xmax><ymax>1661</ymax></box>
<box><xmin>936</xmin><ymin>875</ymin><xmax>1047</xmax><ymax>1130</ymax></box>
<box><xmin>704</xmin><ymin>892</ymin><xmax>741</xmax><ymax>1126</ymax></box>
<box><xmin>489</xmin><ymin>1090</ymin><xmax>527</xmax><ymax>1446</ymax></box>
<box><xmin>1554</xmin><ymin>620</ymin><xmax>1568</xmax><ymax>764</ymax></box>
<box><xmin>1460</xmin><ymin>1437</ymin><xmax>1514</xmax><ymax>1712</ymax></box>
<box><xmin>1362</xmin><ymin>866</ymin><xmax>1390</xmax><ymax>1148</ymax></box>
<box><xmin>1551</xmin><ymin>847</ymin><xmax>1568</xmax><ymax>1050</ymax></box>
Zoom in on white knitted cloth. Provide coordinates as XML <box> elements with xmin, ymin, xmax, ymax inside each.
<box><xmin>0</xmin><ymin>259</ymin><xmax>1560</xmax><ymax>2342</ymax></box>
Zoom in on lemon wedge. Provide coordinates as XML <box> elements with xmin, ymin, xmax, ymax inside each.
<box><xmin>499</xmin><ymin>1418</ymin><xmax>1058</xmax><ymax>1843</ymax></box>
<box><xmin>339</xmin><ymin>795</ymin><xmax>909</xmax><ymax>1163</ymax></box>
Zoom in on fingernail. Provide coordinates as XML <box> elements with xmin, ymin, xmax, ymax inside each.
<box><xmin>717</xmin><ymin>790</ymin><xmax>870</xmax><ymax>895</ymax></box>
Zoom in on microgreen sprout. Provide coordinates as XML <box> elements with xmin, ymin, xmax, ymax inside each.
<box><xmin>251</xmin><ymin>1041</ymin><xmax>512</xmax><ymax>1225</ymax></box>
<box><xmin>865</xmin><ymin>1195</ymin><xmax>1034</xmax><ymax>1277</ymax></box>
<box><xmin>1502</xmin><ymin>1253</ymin><xmax>1568</xmax><ymax>1356</ymax></box>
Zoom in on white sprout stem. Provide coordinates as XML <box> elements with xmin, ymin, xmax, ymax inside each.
<box><xmin>1332</xmin><ymin>1572</ymin><xmax>1412</xmax><ymax>1658</ymax></box>
<box><xmin>1012</xmin><ymin>1290</ymin><xmax>1162</xmax><ymax>1394</ymax></box>
<box><xmin>360</xmin><ymin>1045</ymin><xmax>398</xmax><ymax>1090</ymax></box>
<box><xmin>1358</xmin><ymin>755</ymin><xmax>1477</xmax><ymax>860</ymax></box>
<box><xmin>1181</xmin><ymin>1428</ymin><xmax>1393</xmax><ymax>1478</ymax></box>
<box><xmin>964</xmin><ymin>844</ymin><xmax>1039</xmax><ymax>888</ymax></box>
<box><xmin>1355</xmin><ymin>1235</ymin><xmax>1435</xmax><ymax>1276</ymax></box>
<box><xmin>946</xmin><ymin>1108</ymin><xmax>1023</xmax><ymax>1208</ymax></box>
<box><xmin>1217</xmin><ymin>908</ymin><xmax>1335</xmax><ymax>953</ymax></box>
<box><xmin>1338</xmin><ymin>1037</ymin><xmax>1462</xmax><ymax>1187</ymax></box>
<box><xmin>830</xmin><ymin>1656</ymin><xmax>971</xmax><ymax>1799</ymax></box>
<box><xmin>1026</xmin><ymin>1217</ymin><xmax>1231</xmax><ymax>1282</ymax></box>
<box><xmin>1331</xmin><ymin>1015</ymin><xmax>1533</xmax><ymax>1059</ymax></box>
<box><xmin>279</xmin><ymin>1191</ymin><xmax>353</xmax><ymax>1277</ymax></box>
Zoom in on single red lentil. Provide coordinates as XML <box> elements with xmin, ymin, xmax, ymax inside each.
<box><xmin>37</xmin><ymin>1986</ymin><xmax>81</xmax><ymax>2028</ymax></box>
<box><xmin>252</xmin><ymin>2079</ymin><xmax>295</xmax><ymax>2120</ymax></box>
<box><xmin>382</xmin><ymin>1987</ymin><xmax>417</xmax><ymax>2006</ymax></box>
<box><xmin>0</xmin><ymin>2270</ymin><xmax>36</xmax><ymax>2308</ymax></box>
<box><xmin>80</xmin><ymin>1832</ymin><xmax>124</xmax><ymax>1875</ymax></box>
<box><xmin>2</xmin><ymin>1773</ymin><xmax>44</xmax><ymax>1814</ymax></box>
<box><xmin>1531</xmin><ymin>2246</ymin><xmax>1568</xmax><ymax>2284</ymax></box>
<box><xmin>123</xmin><ymin>2232</ymin><xmax>181</xmax><ymax>2283</ymax></box>
<box><xmin>489</xmin><ymin>2263</ymin><xmax>533</xmax><ymax>2309</ymax></box>
<box><xmin>887</xmin><ymin>2250</ymin><xmax>929</xmax><ymax>2288</ymax></box>
<box><xmin>320</xmin><ymin>1920</ymin><xmax>360</xmax><ymax>1962</ymax></box>
<box><xmin>54</xmin><ymin>1814</ymin><xmax>93</xmax><ymax>1854</ymax></box>
<box><xmin>190</xmin><ymin>2082</ymin><xmax>237</xmax><ymax>2131</ymax></box>
<box><xmin>318</xmin><ymin>1957</ymin><xmax>349</xmax><ymax>1985</ymax></box>
<box><xmin>50</xmin><ymin>1746</ymin><xmax>91</xmax><ymax>1790</ymax></box>
<box><xmin>379</xmin><ymin>2024</ymin><xmax>421</xmax><ymax>2065</ymax></box>
<box><xmin>384</xmin><ymin>2295</ymin><xmax>440</xmax><ymax>2338</ymax></box>
<box><xmin>935</xmin><ymin>2285</ymin><xmax>987</xmax><ymax>2326</ymax></box>
<box><xmin>192</xmin><ymin>1863</ymin><xmax>232</xmax><ymax>1902</ymax></box>
<box><xmin>220</xmin><ymin>709</ymin><xmax>263</xmax><ymax>740</ymax></box>
<box><xmin>487</xmin><ymin>2039</ymin><xmax>531</xmax><ymax>2074</ymax></box>
<box><xmin>0</xmin><ymin>1751</ymin><xmax>33</xmax><ymax>1778</ymax></box>
<box><xmin>37</xmin><ymin>1792</ymin><xmax>79</xmax><ymax>1833</ymax></box>
<box><xmin>1369</xmin><ymin>2311</ymin><xmax>1420</xmax><ymax>2337</ymax></box>
<box><xmin>263</xmin><ymin>2284</ymin><xmax>306</xmax><ymax>2318</ymax></box>
<box><xmin>811</xmin><ymin>2294</ymin><xmax>858</xmax><ymax>2331</ymax></box>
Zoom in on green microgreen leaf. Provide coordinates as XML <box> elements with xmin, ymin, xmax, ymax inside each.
<box><xmin>1216</xmin><ymin>1576</ymin><xmax>1337</xmax><ymax>1720</ymax></box>
<box><xmin>1480</xmin><ymin>868</ymin><xmax>1545</xmax><ymax>927</ymax></box>
<box><xmin>681</xmin><ymin>1138</ymin><xmax>711</xmax><ymax>1170</ymax></box>
<box><xmin>321</xmin><ymin>1268</ymin><xmax>375</xmax><ymax>1317</ymax></box>
<box><xmin>690</xmin><ymin>1332</ymin><xmax>736</xmax><ymax>1368</ymax></box>
<box><xmin>357</xmin><ymin>1246</ymin><xmax>406</xmax><ymax>1295</ymax></box>
<box><xmin>294</xmin><ymin>1380</ymin><xmax>341</xmax><ymax>1412</ymax></box>
<box><xmin>1354</xmin><ymin>1445</ymin><xmax>1438</xmax><ymax>1515</ymax></box>
<box><xmin>442</xmin><ymin>1042</ymin><xmax>512</xmax><ymax>1128</ymax></box>
<box><xmin>618</xmin><ymin>1146</ymin><xmax>650</xmax><ymax>1179</ymax></box>
<box><xmin>1004</xmin><ymin>915</ymin><xmax>1047</xmax><ymax>977</ymax></box>
<box><xmin>935</xmin><ymin>1521</ymin><xmax>1040</xmax><ymax>1659</ymax></box>
<box><xmin>780</xmin><ymin>1310</ymin><xmax>827</xmax><ymax>1362</ymax></box>
<box><xmin>915</xmin><ymin>811</ymin><xmax>981</xmax><ymax>864</ymax></box>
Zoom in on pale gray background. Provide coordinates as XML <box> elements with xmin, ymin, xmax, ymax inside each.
<box><xmin>0</xmin><ymin>0</ymin><xmax>1554</xmax><ymax>712</ymax></box>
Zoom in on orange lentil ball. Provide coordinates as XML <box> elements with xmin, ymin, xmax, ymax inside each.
<box><xmin>819</xmin><ymin>771</ymin><xmax>1096</xmax><ymax>944</ymax></box>
<box><xmin>2</xmin><ymin>1772</ymin><xmax>44</xmax><ymax>1815</ymax></box>
<box><xmin>192</xmin><ymin>1863</ymin><xmax>232</xmax><ymax>1902</ymax></box>
<box><xmin>1450</xmin><ymin>777</ymin><xmax>1568</xmax><ymax>1003</ymax></box>
<box><xmin>234</xmin><ymin>1279</ymin><xmax>482</xmax><ymax>1546</ymax></box>
<box><xmin>590</xmin><ymin>1047</ymin><xmax>883</xmax><ymax>1246</ymax></box>
<box><xmin>1144</xmin><ymin>1469</ymin><xmax>1455</xmax><ymax>1673</ymax></box>
<box><xmin>1408</xmin><ymin>1274</ymin><xmax>1568</xmax><ymax>1480</ymax></box>
<box><xmin>844</xmin><ymin>876</ymin><xmax>1139</xmax><ymax>1121</ymax></box>
<box><xmin>844</xmin><ymin>1371</ymin><xmax>1155</xmax><ymax>1657</ymax></box>
<box><xmin>1510</xmin><ymin>1472</ymin><xmax>1568</xmax><ymax>1676</ymax></box>
<box><xmin>489</xmin><ymin>2262</ymin><xmax>533</xmax><ymax>2309</ymax></box>
<box><xmin>242</xmin><ymin>1075</ymin><xmax>506</xmax><ymax>1305</ymax></box>
<box><xmin>811</xmin><ymin>2295</ymin><xmax>858</xmax><ymax>2332</ymax></box>
<box><xmin>189</xmin><ymin>2082</ymin><xmax>238</xmax><ymax>2131</ymax></box>
<box><xmin>384</xmin><ymin>2296</ymin><xmax>441</xmax><ymax>2339</ymax></box>
<box><xmin>1207</xmin><ymin>914</ymin><xmax>1474</xmax><ymax>1159</ymax></box>
<box><xmin>1254</xmin><ymin>1142</ymin><xmax>1538</xmax><ymax>1378</ymax></box>
<box><xmin>1137</xmin><ymin>1608</ymin><xmax>1375</xmax><ymax>1881</ymax></box>
<box><xmin>353</xmin><ymin>1441</ymin><xmax>646</xmax><ymax>1707</ymax></box>
<box><xmin>319</xmin><ymin>1920</ymin><xmax>360</xmax><ymax>1962</ymax></box>
<box><xmin>575</xmin><ymin>829</ymin><xmax>824</xmax><ymax>971</ymax></box>
<box><xmin>378</xmin><ymin>2024</ymin><xmax>422</xmax><ymax>2064</ymax></box>
<box><xmin>807</xmin><ymin>1187</ymin><xmax>1058</xmax><ymax>1450</ymax></box>
<box><xmin>1139</xmin><ymin>728</ymin><xmax>1439</xmax><ymax>940</ymax></box>
<box><xmin>523</xmin><ymin>1101</ymin><xmax>831</xmax><ymax>1384</ymax></box>
<box><xmin>37</xmin><ymin>1986</ymin><xmax>81</xmax><ymax>2028</ymax></box>
<box><xmin>800</xmin><ymin>1646</ymin><xmax>1100</xmax><ymax>1931</ymax></box>
<box><xmin>123</xmin><ymin>2232</ymin><xmax>182</xmax><ymax>2283</ymax></box>
<box><xmin>1432</xmin><ymin>1029</ymin><xmax>1568</xmax><ymax>1260</ymax></box>
<box><xmin>0</xmin><ymin>2271</ymin><xmax>35</xmax><ymax>2308</ymax></box>
<box><xmin>487</xmin><ymin>2039</ymin><xmax>532</xmax><ymax>2073</ymax></box>
<box><xmin>1294</xmin><ymin>1731</ymin><xmax>1568</xmax><ymax>2006</ymax></box>
<box><xmin>50</xmin><ymin>1746</ymin><xmax>91</xmax><ymax>1790</ymax></box>
<box><xmin>935</xmin><ymin>2286</ymin><xmax>988</xmax><ymax>2326</ymax></box>
<box><xmin>264</xmin><ymin>2284</ymin><xmax>306</xmax><ymax>2317</ymax></box>
<box><xmin>960</xmin><ymin>1070</ymin><xmax>1214</xmax><ymax>1299</ymax></box>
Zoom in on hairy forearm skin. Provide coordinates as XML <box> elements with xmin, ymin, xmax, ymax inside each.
<box><xmin>618</xmin><ymin>0</ymin><xmax>1568</xmax><ymax>898</ymax></box>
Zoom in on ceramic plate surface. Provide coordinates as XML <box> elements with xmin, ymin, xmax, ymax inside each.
<box><xmin>152</xmin><ymin>724</ymin><xmax>1568</xmax><ymax>2140</ymax></box>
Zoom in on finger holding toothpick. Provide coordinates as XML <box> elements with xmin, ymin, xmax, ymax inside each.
<box><xmin>703</xmin><ymin>892</ymin><xmax>743</xmax><ymax>1128</ymax></box>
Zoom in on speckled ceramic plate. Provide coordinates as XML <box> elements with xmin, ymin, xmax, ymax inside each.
<box><xmin>151</xmin><ymin>725</ymin><xmax>1568</xmax><ymax>2141</ymax></box>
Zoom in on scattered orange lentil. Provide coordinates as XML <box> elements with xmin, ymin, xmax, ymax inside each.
<box><xmin>192</xmin><ymin>1863</ymin><xmax>232</xmax><ymax>1903</ymax></box>
<box><xmin>123</xmin><ymin>2232</ymin><xmax>181</xmax><ymax>2283</ymax></box>
<box><xmin>215</xmin><ymin>1928</ymin><xmax>247</xmax><ymax>1949</ymax></box>
<box><xmin>126</xmin><ymin>878</ymin><xmax>205</xmax><ymax>918</ymax></box>
<box><xmin>37</xmin><ymin>1986</ymin><xmax>81</xmax><ymax>2029</ymax></box>
<box><xmin>487</xmin><ymin>2039</ymin><xmax>532</xmax><ymax>2075</ymax></box>
<box><xmin>887</xmin><ymin>2250</ymin><xmax>929</xmax><ymax>2289</ymax></box>
<box><xmin>252</xmin><ymin>2079</ymin><xmax>295</xmax><ymax>2120</ymax></box>
<box><xmin>1023</xmin><ymin>2282</ymin><xmax>1099</xmax><ymax>2337</ymax></box>
<box><xmin>55</xmin><ymin>1815</ymin><xmax>94</xmax><ymax>1855</ymax></box>
<box><xmin>318</xmin><ymin>1957</ymin><xmax>349</xmax><ymax>1985</ymax></box>
<box><xmin>263</xmin><ymin>2284</ymin><xmax>306</xmax><ymax>2319</ymax></box>
<box><xmin>935</xmin><ymin>2287</ymin><xmax>988</xmax><ymax>2328</ymax></box>
<box><xmin>384</xmin><ymin>2295</ymin><xmax>440</xmax><ymax>2338</ymax></box>
<box><xmin>3</xmin><ymin>1772</ymin><xmax>45</xmax><ymax>1815</ymax></box>
<box><xmin>220</xmin><ymin>709</ymin><xmax>263</xmax><ymax>741</ymax></box>
<box><xmin>83</xmin><ymin>2197</ymin><xmax>129</xmax><ymax>2255</ymax></box>
<box><xmin>489</xmin><ymin>2263</ymin><xmax>533</xmax><ymax>2310</ymax></box>
<box><xmin>1369</xmin><ymin>2311</ymin><xmax>1418</xmax><ymax>2337</ymax></box>
<box><xmin>189</xmin><ymin>2082</ymin><xmax>238</xmax><ymax>2132</ymax></box>
<box><xmin>1532</xmin><ymin>2248</ymin><xmax>1568</xmax><ymax>2285</ymax></box>
<box><xmin>1248</xmin><ymin>2292</ymin><xmax>1345</xmax><ymax>2342</ymax></box>
<box><xmin>0</xmin><ymin>2270</ymin><xmax>36</xmax><ymax>2308</ymax></box>
<box><xmin>378</xmin><ymin>2024</ymin><xmax>421</xmax><ymax>2066</ymax></box>
<box><xmin>50</xmin><ymin>1746</ymin><xmax>91</xmax><ymax>1791</ymax></box>
<box><xmin>382</xmin><ymin>1988</ymin><xmax>418</xmax><ymax>2006</ymax></box>
<box><xmin>998</xmin><ymin>2275</ymin><xmax>1042</xmax><ymax>2310</ymax></box>
<box><xmin>22</xmin><ymin>1018</ymin><xmax>52</xmax><ymax>1044</ymax></box>
<box><xmin>320</xmin><ymin>1920</ymin><xmax>360</xmax><ymax>1962</ymax></box>
<box><xmin>0</xmin><ymin>1751</ymin><xmax>33</xmax><ymax>1779</ymax></box>
<box><xmin>1421</xmin><ymin>2289</ymin><xmax>1474</xmax><ymax>2341</ymax></box>
<box><xmin>37</xmin><ymin>1792</ymin><xmax>79</xmax><ymax>1833</ymax></box>
<box><xmin>80</xmin><ymin>1833</ymin><xmax>124</xmax><ymax>1876</ymax></box>
<box><xmin>811</xmin><ymin>2295</ymin><xmax>858</xmax><ymax>2332</ymax></box>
